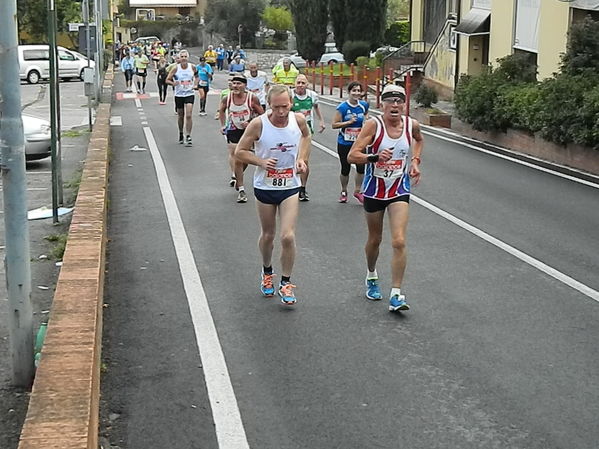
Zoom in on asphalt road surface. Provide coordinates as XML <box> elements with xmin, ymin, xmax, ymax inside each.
<box><xmin>101</xmin><ymin>68</ymin><xmax>599</xmax><ymax>449</ymax></box>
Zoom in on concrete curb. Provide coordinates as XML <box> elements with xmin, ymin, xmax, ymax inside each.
<box><xmin>17</xmin><ymin>67</ymin><xmax>114</xmax><ymax>449</ymax></box>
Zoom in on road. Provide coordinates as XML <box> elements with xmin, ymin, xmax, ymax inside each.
<box><xmin>101</xmin><ymin>68</ymin><xmax>599</xmax><ymax>449</ymax></box>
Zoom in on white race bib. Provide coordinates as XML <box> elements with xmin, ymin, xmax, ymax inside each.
<box><xmin>344</xmin><ymin>127</ymin><xmax>361</xmax><ymax>141</ymax></box>
<box><xmin>199</xmin><ymin>80</ymin><xmax>208</xmax><ymax>86</ymax></box>
<box><xmin>373</xmin><ymin>159</ymin><xmax>404</xmax><ymax>180</ymax></box>
<box><xmin>266</xmin><ymin>168</ymin><xmax>293</xmax><ymax>188</ymax></box>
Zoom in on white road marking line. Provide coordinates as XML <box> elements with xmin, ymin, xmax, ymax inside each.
<box><xmin>135</xmin><ymin>99</ymin><xmax>142</xmax><ymax>108</ymax></box>
<box><xmin>318</xmin><ymin>99</ymin><xmax>599</xmax><ymax>189</ymax></box>
<box><xmin>312</xmin><ymin>138</ymin><xmax>599</xmax><ymax>304</ymax></box>
<box><xmin>143</xmin><ymin>127</ymin><xmax>250</xmax><ymax>449</ymax></box>
<box><xmin>0</xmin><ymin>187</ymin><xmax>47</xmax><ymax>191</ymax></box>
<box><xmin>27</xmin><ymin>171</ymin><xmax>52</xmax><ymax>175</ymax></box>
<box><xmin>141</xmin><ymin>121</ymin><xmax>148</xmax><ymax>125</ymax></box>
<box><xmin>110</xmin><ymin>116</ymin><xmax>122</xmax><ymax>126</ymax></box>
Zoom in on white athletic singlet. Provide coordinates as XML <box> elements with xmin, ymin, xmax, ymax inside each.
<box><xmin>246</xmin><ymin>71</ymin><xmax>268</xmax><ymax>105</ymax></box>
<box><xmin>254</xmin><ymin>112</ymin><xmax>302</xmax><ymax>191</ymax></box>
<box><xmin>174</xmin><ymin>64</ymin><xmax>195</xmax><ymax>97</ymax></box>
<box><xmin>226</xmin><ymin>92</ymin><xmax>253</xmax><ymax>131</ymax></box>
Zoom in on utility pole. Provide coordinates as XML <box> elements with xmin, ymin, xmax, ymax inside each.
<box><xmin>83</xmin><ymin>0</ymin><xmax>93</xmax><ymax>130</ymax></box>
<box><xmin>95</xmin><ymin>0</ymin><xmax>103</xmax><ymax>102</ymax></box>
<box><xmin>0</xmin><ymin>0</ymin><xmax>35</xmax><ymax>387</ymax></box>
<box><xmin>48</xmin><ymin>0</ymin><xmax>60</xmax><ymax>223</ymax></box>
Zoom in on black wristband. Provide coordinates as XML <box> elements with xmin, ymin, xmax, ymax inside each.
<box><xmin>367</xmin><ymin>154</ymin><xmax>379</xmax><ymax>163</ymax></box>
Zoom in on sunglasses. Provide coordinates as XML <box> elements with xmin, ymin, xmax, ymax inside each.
<box><xmin>382</xmin><ymin>98</ymin><xmax>405</xmax><ymax>104</ymax></box>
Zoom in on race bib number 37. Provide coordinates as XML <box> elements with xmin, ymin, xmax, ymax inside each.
<box><xmin>266</xmin><ymin>168</ymin><xmax>293</xmax><ymax>187</ymax></box>
<box><xmin>373</xmin><ymin>159</ymin><xmax>404</xmax><ymax>179</ymax></box>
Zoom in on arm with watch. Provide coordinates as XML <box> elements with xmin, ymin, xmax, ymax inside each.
<box><xmin>347</xmin><ymin>118</ymin><xmax>380</xmax><ymax>165</ymax></box>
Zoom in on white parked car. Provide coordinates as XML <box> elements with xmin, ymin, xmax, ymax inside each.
<box><xmin>318</xmin><ymin>43</ymin><xmax>345</xmax><ymax>65</ymax></box>
<box><xmin>22</xmin><ymin>115</ymin><xmax>52</xmax><ymax>161</ymax></box>
<box><xmin>276</xmin><ymin>54</ymin><xmax>307</xmax><ymax>69</ymax></box>
<box><xmin>18</xmin><ymin>45</ymin><xmax>95</xmax><ymax>84</ymax></box>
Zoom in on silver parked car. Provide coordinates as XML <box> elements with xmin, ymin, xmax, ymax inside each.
<box><xmin>22</xmin><ymin>115</ymin><xmax>52</xmax><ymax>161</ymax></box>
<box><xmin>18</xmin><ymin>45</ymin><xmax>95</xmax><ymax>84</ymax></box>
<box><xmin>276</xmin><ymin>54</ymin><xmax>307</xmax><ymax>69</ymax></box>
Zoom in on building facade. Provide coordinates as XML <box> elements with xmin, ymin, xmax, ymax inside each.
<box><xmin>128</xmin><ymin>0</ymin><xmax>206</xmax><ymax>19</ymax></box>
<box><xmin>410</xmin><ymin>0</ymin><xmax>599</xmax><ymax>96</ymax></box>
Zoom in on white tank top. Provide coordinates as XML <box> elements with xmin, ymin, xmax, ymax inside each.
<box><xmin>174</xmin><ymin>64</ymin><xmax>195</xmax><ymax>97</ymax></box>
<box><xmin>246</xmin><ymin>72</ymin><xmax>267</xmax><ymax>105</ymax></box>
<box><xmin>227</xmin><ymin>92</ymin><xmax>253</xmax><ymax>130</ymax></box>
<box><xmin>254</xmin><ymin>112</ymin><xmax>302</xmax><ymax>190</ymax></box>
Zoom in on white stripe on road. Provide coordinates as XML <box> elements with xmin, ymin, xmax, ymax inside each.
<box><xmin>135</xmin><ymin>98</ymin><xmax>142</xmax><ymax>108</ymax></box>
<box><xmin>413</xmin><ymin>196</ymin><xmax>599</xmax><ymax>303</ymax></box>
<box><xmin>317</xmin><ymin>99</ymin><xmax>599</xmax><ymax>190</ymax></box>
<box><xmin>143</xmin><ymin>127</ymin><xmax>250</xmax><ymax>449</ymax></box>
<box><xmin>110</xmin><ymin>116</ymin><xmax>122</xmax><ymax>126</ymax></box>
<box><xmin>312</xmin><ymin>139</ymin><xmax>599</xmax><ymax>304</ymax></box>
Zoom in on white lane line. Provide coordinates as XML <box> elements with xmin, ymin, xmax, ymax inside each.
<box><xmin>413</xmin><ymin>196</ymin><xmax>599</xmax><ymax>303</ymax></box>
<box><xmin>318</xmin><ymin>99</ymin><xmax>599</xmax><ymax>189</ymax></box>
<box><xmin>312</xmin><ymin>138</ymin><xmax>599</xmax><ymax>304</ymax></box>
<box><xmin>135</xmin><ymin>98</ymin><xmax>142</xmax><ymax>108</ymax></box>
<box><xmin>143</xmin><ymin>127</ymin><xmax>250</xmax><ymax>449</ymax></box>
<box><xmin>425</xmin><ymin>132</ymin><xmax>599</xmax><ymax>189</ymax></box>
<box><xmin>0</xmin><ymin>187</ymin><xmax>47</xmax><ymax>192</ymax></box>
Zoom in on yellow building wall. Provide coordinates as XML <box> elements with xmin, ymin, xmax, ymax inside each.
<box><xmin>411</xmin><ymin>0</ymin><xmax>424</xmax><ymax>41</ymax></box>
<box><xmin>426</xmin><ymin>25</ymin><xmax>456</xmax><ymax>94</ymax></box>
<box><xmin>488</xmin><ymin>0</ymin><xmax>515</xmax><ymax>66</ymax></box>
<box><xmin>538</xmin><ymin>1</ymin><xmax>569</xmax><ymax>79</ymax></box>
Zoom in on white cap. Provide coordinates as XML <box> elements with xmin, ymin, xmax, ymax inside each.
<box><xmin>381</xmin><ymin>84</ymin><xmax>406</xmax><ymax>100</ymax></box>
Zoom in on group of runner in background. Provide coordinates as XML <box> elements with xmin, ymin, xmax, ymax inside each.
<box><xmin>118</xmin><ymin>43</ymin><xmax>423</xmax><ymax>313</ymax></box>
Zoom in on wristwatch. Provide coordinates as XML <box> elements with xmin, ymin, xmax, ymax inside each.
<box><xmin>367</xmin><ymin>154</ymin><xmax>379</xmax><ymax>163</ymax></box>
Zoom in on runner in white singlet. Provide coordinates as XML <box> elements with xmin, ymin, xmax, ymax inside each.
<box><xmin>234</xmin><ymin>85</ymin><xmax>311</xmax><ymax>305</ymax></box>
<box><xmin>218</xmin><ymin>73</ymin><xmax>263</xmax><ymax>203</ymax></box>
<box><xmin>166</xmin><ymin>50</ymin><xmax>198</xmax><ymax>146</ymax></box>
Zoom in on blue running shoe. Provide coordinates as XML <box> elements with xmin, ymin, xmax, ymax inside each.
<box><xmin>389</xmin><ymin>294</ymin><xmax>410</xmax><ymax>312</ymax></box>
<box><xmin>278</xmin><ymin>281</ymin><xmax>297</xmax><ymax>305</ymax></box>
<box><xmin>260</xmin><ymin>272</ymin><xmax>275</xmax><ymax>297</ymax></box>
<box><xmin>365</xmin><ymin>278</ymin><xmax>382</xmax><ymax>300</ymax></box>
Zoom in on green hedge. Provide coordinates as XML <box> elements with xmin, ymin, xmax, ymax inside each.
<box><xmin>455</xmin><ymin>19</ymin><xmax>599</xmax><ymax>149</ymax></box>
<box><xmin>342</xmin><ymin>40</ymin><xmax>370</xmax><ymax>65</ymax></box>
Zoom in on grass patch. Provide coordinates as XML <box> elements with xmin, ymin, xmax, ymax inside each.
<box><xmin>45</xmin><ymin>233</ymin><xmax>68</xmax><ymax>260</ymax></box>
<box><xmin>308</xmin><ymin>64</ymin><xmax>352</xmax><ymax>76</ymax></box>
<box><xmin>62</xmin><ymin>129</ymin><xmax>88</xmax><ymax>138</ymax></box>
<box><xmin>64</xmin><ymin>169</ymin><xmax>82</xmax><ymax>190</ymax></box>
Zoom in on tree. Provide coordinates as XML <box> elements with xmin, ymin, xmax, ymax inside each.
<box><xmin>288</xmin><ymin>0</ymin><xmax>328</xmax><ymax>62</ymax></box>
<box><xmin>329</xmin><ymin>0</ymin><xmax>347</xmax><ymax>53</ymax></box>
<box><xmin>205</xmin><ymin>0</ymin><xmax>266</xmax><ymax>46</ymax></box>
<box><xmin>17</xmin><ymin>0</ymin><xmax>80</xmax><ymax>42</ymax></box>
<box><xmin>560</xmin><ymin>15</ymin><xmax>599</xmax><ymax>76</ymax></box>
<box><xmin>262</xmin><ymin>6</ymin><xmax>294</xmax><ymax>46</ymax></box>
<box><xmin>386</xmin><ymin>0</ymin><xmax>410</xmax><ymax>25</ymax></box>
<box><xmin>330</xmin><ymin>0</ymin><xmax>388</xmax><ymax>52</ymax></box>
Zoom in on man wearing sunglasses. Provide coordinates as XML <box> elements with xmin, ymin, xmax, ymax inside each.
<box><xmin>348</xmin><ymin>84</ymin><xmax>424</xmax><ymax>312</ymax></box>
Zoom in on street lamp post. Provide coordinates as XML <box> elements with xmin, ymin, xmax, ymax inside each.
<box><xmin>0</xmin><ymin>0</ymin><xmax>34</xmax><ymax>387</ymax></box>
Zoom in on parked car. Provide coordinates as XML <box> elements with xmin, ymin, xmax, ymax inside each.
<box><xmin>22</xmin><ymin>115</ymin><xmax>52</xmax><ymax>161</ymax></box>
<box><xmin>134</xmin><ymin>36</ymin><xmax>161</xmax><ymax>45</ymax></box>
<box><xmin>275</xmin><ymin>54</ymin><xmax>307</xmax><ymax>69</ymax></box>
<box><xmin>18</xmin><ymin>45</ymin><xmax>95</xmax><ymax>84</ymax></box>
<box><xmin>371</xmin><ymin>45</ymin><xmax>400</xmax><ymax>57</ymax></box>
<box><xmin>318</xmin><ymin>43</ymin><xmax>345</xmax><ymax>65</ymax></box>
